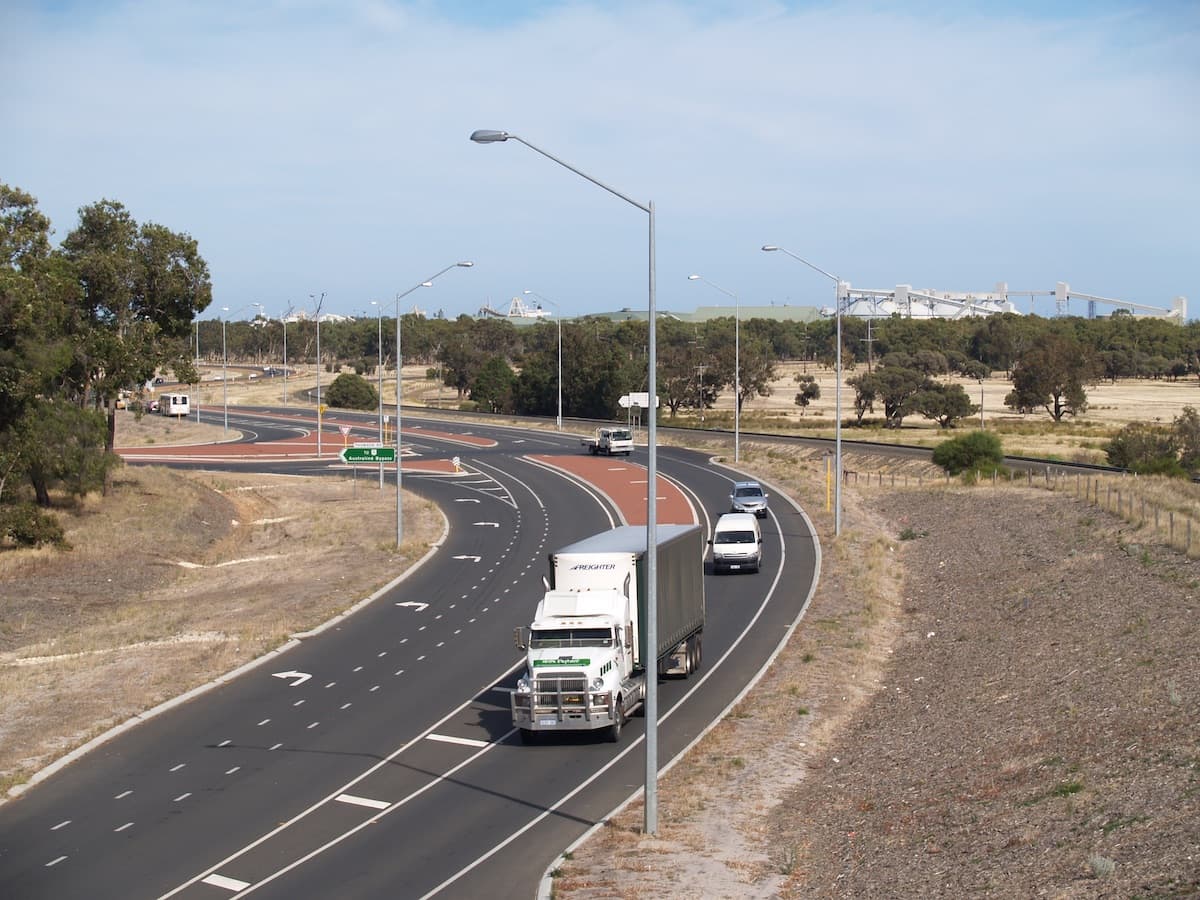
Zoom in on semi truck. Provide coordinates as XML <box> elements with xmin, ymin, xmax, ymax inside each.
<box><xmin>511</xmin><ymin>524</ymin><xmax>705</xmax><ymax>743</ymax></box>
<box><xmin>580</xmin><ymin>426</ymin><xmax>634</xmax><ymax>456</ymax></box>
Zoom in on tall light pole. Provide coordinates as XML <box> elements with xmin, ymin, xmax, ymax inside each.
<box><xmin>310</xmin><ymin>292</ymin><xmax>325</xmax><ymax>456</ymax></box>
<box><xmin>371</xmin><ymin>299</ymin><xmax>385</xmax><ymax>488</ymax></box>
<box><xmin>762</xmin><ymin>245</ymin><xmax>843</xmax><ymax>536</ymax></box>
<box><xmin>471</xmin><ymin>128</ymin><xmax>662</xmax><ymax>834</ymax></box>
<box><xmin>220</xmin><ymin>307</ymin><xmax>230</xmax><ymax>434</ymax></box>
<box><xmin>688</xmin><ymin>274</ymin><xmax>740</xmax><ymax>463</ymax></box>
<box><xmin>280</xmin><ymin>305</ymin><xmax>291</xmax><ymax>405</ymax></box>
<box><xmin>395</xmin><ymin>262</ymin><xmax>473</xmax><ymax>549</ymax></box>
<box><xmin>252</xmin><ymin>302</ymin><xmax>266</xmax><ymax>367</ymax></box>
<box><xmin>523</xmin><ymin>289</ymin><xmax>562</xmax><ymax>430</ymax></box>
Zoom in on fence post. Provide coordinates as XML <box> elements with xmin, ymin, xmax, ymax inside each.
<box><xmin>1170</xmin><ymin>512</ymin><xmax>1175</xmax><ymax>548</ymax></box>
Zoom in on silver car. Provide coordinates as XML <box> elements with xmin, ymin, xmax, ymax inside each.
<box><xmin>729</xmin><ymin>481</ymin><xmax>768</xmax><ymax>518</ymax></box>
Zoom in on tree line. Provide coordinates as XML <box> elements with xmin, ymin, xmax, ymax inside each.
<box><xmin>5</xmin><ymin>181</ymin><xmax>1200</xmax><ymax>543</ymax></box>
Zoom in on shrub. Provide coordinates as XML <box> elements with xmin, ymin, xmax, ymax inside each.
<box><xmin>0</xmin><ymin>503</ymin><xmax>68</xmax><ymax>548</ymax></box>
<box><xmin>931</xmin><ymin>430</ymin><xmax>1004</xmax><ymax>475</ymax></box>
<box><xmin>323</xmin><ymin>372</ymin><xmax>379</xmax><ymax>410</ymax></box>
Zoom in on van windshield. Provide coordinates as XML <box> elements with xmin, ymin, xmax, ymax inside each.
<box><xmin>715</xmin><ymin>530</ymin><xmax>756</xmax><ymax>544</ymax></box>
<box><xmin>530</xmin><ymin>627</ymin><xmax>614</xmax><ymax>649</ymax></box>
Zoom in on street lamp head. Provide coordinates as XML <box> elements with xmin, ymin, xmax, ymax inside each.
<box><xmin>456</xmin><ymin>261</ymin><xmax>474</xmax><ymax>268</ymax></box>
<box><xmin>470</xmin><ymin>130</ymin><xmax>509</xmax><ymax>143</ymax></box>
<box><xmin>761</xmin><ymin>245</ymin><xmax>779</xmax><ymax>252</ymax></box>
<box><xmin>687</xmin><ymin>274</ymin><xmax>700</xmax><ymax>281</ymax></box>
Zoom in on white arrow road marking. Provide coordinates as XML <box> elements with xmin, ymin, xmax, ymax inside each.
<box><xmin>395</xmin><ymin>601</ymin><xmax>430</xmax><ymax>612</ymax></box>
<box><xmin>202</xmin><ymin>874</ymin><xmax>251</xmax><ymax>892</ymax></box>
<box><xmin>454</xmin><ymin>498</ymin><xmax>480</xmax><ymax>503</ymax></box>
<box><xmin>473</xmin><ymin>522</ymin><xmax>500</xmax><ymax>527</ymax></box>
<box><xmin>452</xmin><ymin>555</ymin><xmax>482</xmax><ymax>562</ymax></box>
<box><xmin>336</xmin><ymin>794</ymin><xmax>390</xmax><ymax>810</ymax></box>
<box><xmin>271</xmin><ymin>671</ymin><xmax>312</xmax><ymax>687</ymax></box>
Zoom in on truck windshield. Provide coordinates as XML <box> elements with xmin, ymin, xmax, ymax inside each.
<box><xmin>610</xmin><ymin>430</ymin><xmax>631</xmax><ymax>441</ymax></box>
<box><xmin>530</xmin><ymin>627</ymin><xmax>613</xmax><ymax>649</ymax></box>
<box><xmin>716</xmin><ymin>530</ymin><xmax>756</xmax><ymax>544</ymax></box>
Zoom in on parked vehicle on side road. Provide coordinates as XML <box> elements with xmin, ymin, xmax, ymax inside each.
<box><xmin>729</xmin><ymin>480</ymin><xmax>769</xmax><ymax>518</ymax></box>
<box><xmin>511</xmin><ymin>524</ymin><xmax>705</xmax><ymax>743</ymax></box>
<box><xmin>710</xmin><ymin>512</ymin><xmax>762</xmax><ymax>574</ymax></box>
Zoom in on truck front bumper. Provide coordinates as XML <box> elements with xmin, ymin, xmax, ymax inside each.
<box><xmin>511</xmin><ymin>689</ymin><xmax>617</xmax><ymax>732</ymax></box>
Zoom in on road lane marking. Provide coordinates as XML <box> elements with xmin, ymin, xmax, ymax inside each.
<box><xmin>114</xmin><ymin>822</ymin><xmax>133</xmax><ymax>832</ymax></box>
<box><xmin>257</xmin><ymin>718</ymin><xmax>271</xmax><ymax>726</ymax></box>
<box><xmin>426</xmin><ymin>734</ymin><xmax>489</xmax><ymax>748</ymax></box>
<box><xmin>46</xmin><ymin>856</ymin><xmax>67</xmax><ymax>867</ymax></box>
<box><xmin>51</xmin><ymin>820</ymin><xmax>70</xmax><ymax>831</ymax></box>
<box><xmin>115</xmin><ymin>790</ymin><xmax>132</xmax><ymax>799</ymax></box>
<box><xmin>170</xmin><ymin>763</ymin><xmax>185</xmax><ymax>772</ymax></box>
<box><xmin>336</xmin><ymin>794</ymin><xmax>389</xmax><ymax>810</ymax></box>
<box><xmin>202</xmin><ymin>873</ymin><xmax>251</xmax><ymax>891</ymax></box>
<box><xmin>174</xmin><ymin>793</ymin><xmax>191</xmax><ymax>802</ymax></box>
<box><xmin>226</xmin><ymin>767</ymin><xmax>241</xmax><ymax>775</ymax></box>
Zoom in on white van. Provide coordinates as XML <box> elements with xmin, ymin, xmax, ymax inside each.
<box><xmin>709</xmin><ymin>512</ymin><xmax>762</xmax><ymax>574</ymax></box>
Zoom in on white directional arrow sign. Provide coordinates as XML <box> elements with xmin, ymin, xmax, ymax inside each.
<box><xmin>453</xmin><ymin>555</ymin><xmax>482</xmax><ymax>562</ymax></box>
<box><xmin>473</xmin><ymin>522</ymin><xmax>500</xmax><ymax>528</ymax></box>
<box><xmin>395</xmin><ymin>601</ymin><xmax>430</xmax><ymax>612</ymax></box>
<box><xmin>272</xmin><ymin>670</ymin><xmax>312</xmax><ymax>687</ymax></box>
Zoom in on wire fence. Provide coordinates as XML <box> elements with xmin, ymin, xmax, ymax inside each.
<box><xmin>845</xmin><ymin>466</ymin><xmax>1199</xmax><ymax>559</ymax></box>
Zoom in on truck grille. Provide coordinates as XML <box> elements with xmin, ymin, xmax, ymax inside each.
<box><xmin>534</xmin><ymin>671</ymin><xmax>588</xmax><ymax>706</ymax></box>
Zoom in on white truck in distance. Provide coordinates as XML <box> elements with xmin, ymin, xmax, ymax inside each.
<box><xmin>580</xmin><ymin>426</ymin><xmax>634</xmax><ymax>456</ymax></box>
<box><xmin>511</xmin><ymin>524</ymin><xmax>705</xmax><ymax>743</ymax></box>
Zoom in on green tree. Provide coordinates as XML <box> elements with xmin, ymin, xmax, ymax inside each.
<box><xmin>848</xmin><ymin>366</ymin><xmax>928</xmax><ymax>428</ymax></box>
<box><xmin>324</xmin><ymin>372</ymin><xmax>378</xmax><ymax>410</ymax></box>
<box><xmin>61</xmin><ymin>200</ymin><xmax>212</xmax><ymax>455</ymax></box>
<box><xmin>471</xmin><ymin>356</ymin><xmax>516</xmax><ymax>413</ymax></box>
<box><xmin>1004</xmin><ymin>333</ymin><xmax>1093</xmax><ymax>422</ymax></box>
<box><xmin>1174</xmin><ymin>406</ymin><xmax>1200</xmax><ymax>474</ymax></box>
<box><xmin>793</xmin><ymin>373</ymin><xmax>820</xmax><ymax>414</ymax></box>
<box><xmin>911</xmin><ymin>382</ymin><xmax>976</xmax><ymax>428</ymax></box>
<box><xmin>1104</xmin><ymin>421</ymin><xmax>1182</xmax><ymax>475</ymax></box>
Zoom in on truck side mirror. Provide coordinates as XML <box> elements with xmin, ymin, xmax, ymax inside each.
<box><xmin>513</xmin><ymin>626</ymin><xmax>528</xmax><ymax>651</ymax></box>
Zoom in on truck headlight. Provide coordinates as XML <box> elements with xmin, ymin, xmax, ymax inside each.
<box><xmin>516</xmin><ymin>675</ymin><xmax>532</xmax><ymax>693</ymax></box>
<box><xmin>590</xmin><ymin>676</ymin><xmax>605</xmax><ymax>691</ymax></box>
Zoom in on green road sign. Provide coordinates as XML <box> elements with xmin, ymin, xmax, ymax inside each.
<box><xmin>340</xmin><ymin>446</ymin><xmax>397</xmax><ymax>464</ymax></box>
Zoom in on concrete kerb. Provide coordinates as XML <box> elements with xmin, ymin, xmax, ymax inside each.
<box><xmin>5</xmin><ymin>506</ymin><xmax>451</xmax><ymax>805</ymax></box>
<box><xmin>536</xmin><ymin>457</ymin><xmax>823</xmax><ymax>899</ymax></box>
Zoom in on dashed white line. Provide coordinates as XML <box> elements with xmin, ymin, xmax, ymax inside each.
<box><xmin>46</xmin><ymin>856</ymin><xmax>67</xmax><ymax>867</ymax></box>
<box><xmin>293</xmin><ymin>699</ymin><xmax>305</xmax><ymax>706</ymax></box>
<box><xmin>353</xmin><ymin>666</ymin><xmax>363</xmax><ymax>672</ymax></box>
<box><xmin>114</xmin><ymin>822</ymin><xmax>134</xmax><ymax>832</ymax></box>
<box><xmin>325</xmin><ymin>681</ymin><xmax>336</xmax><ymax>688</ymax></box>
<box><xmin>218</xmin><ymin>740</ymin><xmax>231</xmax><ymax>747</ymax></box>
<box><xmin>370</xmin><ymin>685</ymin><xmax>380</xmax><ymax>692</ymax></box>
<box><xmin>257</xmin><ymin>719</ymin><xmax>271</xmax><ymax>726</ymax></box>
<box><xmin>307</xmin><ymin>722</ymin><xmax>319</xmax><ymax>729</ymax></box>
<box><xmin>115</xmin><ymin>790</ymin><xmax>132</xmax><ymax>799</ymax></box>
<box><xmin>226</xmin><ymin>767</ymin><xmax>241</xmax><ymax>775</ymax></box>
<box><xmin>174</xmin><ymin>793</ymin><xmax>192</xmax><ymax>802</ymax></box>
<box><xmin>340</xmin><ymin>702</ymin><xmax>352</xmax><ymax>710</ymax></box>
<box><xmin>377</xmin><ymin>651</ymin><xmax>387</xmax><ymax>658</ymax></box>
<box><xmin>269</xmin><ymin>743</ymin><xmax>283</xmax><ymax>751</ymax></box>
<box><xmin>394</xmin><ymin>669</ymin><xmax>404</xmax><ymax>676</ymax></box>
<box><xmin>51</xmin><ymin>820</ymin><xmax>70</xmax><ymax>831</ymax></box>
<box><xmin>336</xmin><ymin>793</ymin><xmax>390</xmax><ymax>810</ymax></box>
<box><xmin>202</xmin><ymin>873</ymin><xmax>251</xmax><ymax>892</ymax></box>
<box><xmin>170</xmin><ymin>763</ymin><xmax>185</xmax><ymax>772</ymax></box>
<box><xmin>426</xmin><ymin>734</ymin><xmax>489</xmax><ymax>749</ymax></box>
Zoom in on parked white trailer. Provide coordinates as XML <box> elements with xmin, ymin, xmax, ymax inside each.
<box><xmin>512</xmin><ymin>524</ymin><xmax>705</xmax><ymax>743</ymax></box>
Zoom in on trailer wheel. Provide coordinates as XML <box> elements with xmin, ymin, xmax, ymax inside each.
<box><xmin>691</xmin><ymin>635</ymin><xmax>703</xmax><ymax>673</ymax></box>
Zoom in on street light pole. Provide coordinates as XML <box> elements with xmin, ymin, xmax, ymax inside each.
<box><xmin>372</xmin><ymin>299</ymin><xmax>384</xmax><ymax>488</ymax></box>
<box><xmin>523</xmin><ymin>290</ymin><xmax>562</xmax><ymax>430</ymax></box>
<box><xmin>394</xmin><ymin>262</ymin><xmax>474</xmax><ymax>549</ymax></box>
<box><xmin>762</xmin><ymin>245</ymin><xmax>843</xmax><ymax>536</ymax></box>
<box><xmin>687</xmin><ymin>274</ymin><xmax>740</xmax><ymax>462</ymax></box>
<box><xmin>281</xmin><ymin>306</ymin><xmax>291</xmax><ymax>406</ymax></box>
<box><xmin>220</xmin><ymin>307</ymin><xmax>229</xmax><ymax>434</ymax></box>
<box><xmin>471</xmin><ymin>128</ymin><xmax>662</xmax><ymax>835</ymax></box>
<box><xmin>310</xmin><ymin>292</ymin><xmax>325</xmax><ymax>457</ymax></box>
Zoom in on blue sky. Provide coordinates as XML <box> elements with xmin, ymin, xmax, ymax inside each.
<box><xmin>4</xmin><ymin>1</ymin><xmax>1197</xmax><ymax>321</ymax></box>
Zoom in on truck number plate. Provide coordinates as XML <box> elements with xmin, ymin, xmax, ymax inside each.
<box><xmin>539</xmin><ymin>718</ymin><xmax>557</xmax><ymax>726</ymax></box>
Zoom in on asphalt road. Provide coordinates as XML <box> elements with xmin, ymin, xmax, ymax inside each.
<box><xmin>0</xmin><ymin>410</ymin><xmax>819</xmax><ymax>900</ymax></box>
